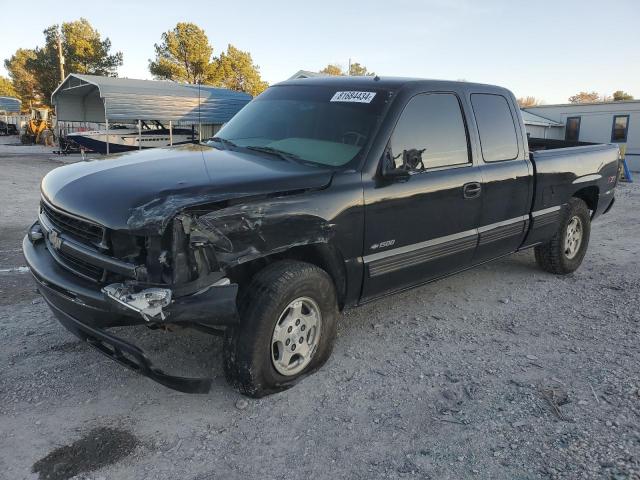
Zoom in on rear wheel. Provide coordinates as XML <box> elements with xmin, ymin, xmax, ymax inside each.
<box><xmin>223</xmin><ymin>260</ymin><xmax>338</xmax><ymax>397</ymax></box>
<box><xmin>534</xmin><ymin>197</ymin><xmax>591</xmax><ymax>274</ymax></box>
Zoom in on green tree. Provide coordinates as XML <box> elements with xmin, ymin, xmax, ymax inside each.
<box><xmin>4</xmin><ymin>48</ymin><xmax>40</xmax><ymax>107</ymax></box>
<box><xmin>149</xmin><ymin>23</ymin><xmax>214</xmax><ymax>83</ymax></box>
<box><xmin>320</xmin><ymin>64</ymin><xmax>344</xmax><ymax>76</ymax></box>
<box><xmin>28</xmin><ymin>29</ymin><xmax>63</xmax><ymax>107</ymax></box>
<box><xmin>568</xmin><ymin>91</ymin><xmax>600</xmax><ymax>103</ymax></box>
<box><xmin>320</xmin><ymin>62</ymin><xmax>374</xmax><ymax>76</ymax></box>
<box><xmin>4</xmin><ymin>19</ymin><xmax>122</xmax><ymax>107</ymax></box>
<box><xmin>348</xmin><ymin>62</ymin><xmax>374</xmax><ymax>76</ymax></box>
<box><xmin>148</xmin><ymin>24</ymin><xmax>268</xmax><ymax>96</ymax></box>
<box><xmin>0</xmin><ymin>75</ymin><xmax>18</xmax><ymax>98</ymax></box>
<box><xmin>517</xmin><ymin>96</ymin><xmax>542</xmax><ymax>108</ymax></box>
<box><xmin>613</xmin><ymin>90</ymin><xmax>634</xmax><ymax>101</ymax></box>
<box><xmin>209</xmin><ymin>44</ymin><xmax>268</xmax><ymax>96</ymax></box>
<box><xmin>36</xmin><ymin>19</ymin><xmax>122</xmax><ymax>104</ymax></box>
<box><xmin>62</xmin><ymin>19</ymin><xmax>123</xmax><ymax>75</ymax></box>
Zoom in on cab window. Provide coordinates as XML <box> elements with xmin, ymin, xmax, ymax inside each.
<box><xmin>385</xmin><ymin>93</ymin><xmax>470</xmax><ymax>172</ymax></box>
<box><xmin>470</xmin><ymin>93</ymin><xmax>519</xmax><ymax>162</ymax></box>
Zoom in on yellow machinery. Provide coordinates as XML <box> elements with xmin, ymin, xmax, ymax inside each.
<box><xmin>21</xmin><ymin>108</ymin><xmax>55</xmax><ymax>145</ymax></box>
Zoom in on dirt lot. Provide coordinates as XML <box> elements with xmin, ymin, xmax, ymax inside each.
<box><xmin>0</xmin><ymin>141</ymin><xmax>638</xmax><ymax>480</ymax></box>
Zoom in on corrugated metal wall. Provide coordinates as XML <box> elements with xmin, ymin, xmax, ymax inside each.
<box><xmin>104</xmin><ymin>92</ymin><xmax>248</xmax><ymax>123</ymax></box>
<box><xmin>53</xmin><ymin>74</ymin><xmax>252</xmax><ymax>124</ymax></box>
<box><xmin>0</xmin><ymin>96</ymin><xmax>21</xmax><ymax>113</ymax></box>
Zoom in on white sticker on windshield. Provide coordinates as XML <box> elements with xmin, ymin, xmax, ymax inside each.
<box><xmin>330</xmin><ymin>91</ymin><xmax>376</xmax><ymax>103</ymax></box>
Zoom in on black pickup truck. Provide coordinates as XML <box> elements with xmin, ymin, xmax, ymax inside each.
<box><xmin>24</xmin><ymin>77</ymin><xmax>620</xmax><ymax>397</ymax></box>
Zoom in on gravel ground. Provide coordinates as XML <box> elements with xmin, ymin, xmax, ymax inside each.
<box><xmin>0</xmin><ymin>142</ymin><xmax>638</xmax><ymax>480</ymax></box>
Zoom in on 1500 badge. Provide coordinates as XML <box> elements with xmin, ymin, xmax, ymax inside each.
<box><xmin>370</xmin><ymin>239</ymin><xmax>395</xmax><ymax>250</ymax></box>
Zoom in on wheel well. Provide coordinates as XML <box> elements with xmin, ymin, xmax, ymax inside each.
<box><xmin>573</xmin><ymin>186</ymin><xmax>599</xmax><ymax>214</ymax></box>
<box><xmin>225</xmin><ymin>243</ymin><xmax>348</xmax><ymax>309</ymax></box>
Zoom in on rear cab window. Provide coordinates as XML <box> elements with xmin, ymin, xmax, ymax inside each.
<box><xmin>470</xmin><ymin>93</ymin><xmax>519</xmax><ymax>162</ymax></box>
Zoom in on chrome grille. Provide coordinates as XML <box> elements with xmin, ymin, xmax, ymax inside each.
<box><xmin>40</xmin><ymin>200</ymin><xmax>104</xmax><ymax>246</ymax></box>
<box><xmin>55</xmin><ymin>249</ymin><xmax>105</xmax><ymax>282</ymax></box>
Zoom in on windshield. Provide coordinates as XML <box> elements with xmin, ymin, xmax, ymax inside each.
<box><xmin>212</xmin><ymin>85</ymin><xmax>390</xmax><ymax>167</ymax></box>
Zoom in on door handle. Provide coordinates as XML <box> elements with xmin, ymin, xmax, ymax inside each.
<box><xmin>463</xmin><ymin>182</ymin><xmax>482</xmax><ymax>199</ymax></box>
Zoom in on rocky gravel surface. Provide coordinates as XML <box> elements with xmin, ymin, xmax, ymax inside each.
<box><xmin>0</xmin><ymin>146</ymin><xmax>638</xmax><ymax>479</ymax></box>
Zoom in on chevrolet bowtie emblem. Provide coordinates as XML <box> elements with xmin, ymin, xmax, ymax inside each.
<box><xmin>48</xmin><ymin>230</ymin><xmax>62</xmax><ymax>250</ymax></box>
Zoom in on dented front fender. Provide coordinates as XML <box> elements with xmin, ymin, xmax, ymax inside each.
<box><xmin>183</xmin><ymin>196</ymin><xmax>335</xmax><ymax>268</ymax></box>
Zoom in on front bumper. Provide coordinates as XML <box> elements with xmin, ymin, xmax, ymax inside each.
<box><xmin>23</xmin><ymin>235</ymin><xmax>239</xmax><ymax>328</ymax></box>
<box><xmin>47</xmin><ymin>300</ymin><xmax>213</xmax><ymax>393</ymax></box>
<box><xmin>23</xmin><ymin>234</ymin><xmax>240</xmax><ymax>393</ymax></box>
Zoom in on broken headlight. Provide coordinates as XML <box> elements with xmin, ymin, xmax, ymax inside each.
<box><xmin>102</xmin><ymin>283</ymin><xmax>172</xmax><ymax>322</ymax></box>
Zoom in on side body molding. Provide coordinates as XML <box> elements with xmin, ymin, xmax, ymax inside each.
<box><xmin>364</xmin><ymin>229</ymin><xmax>478</xmax><ymax>278</ymax></box>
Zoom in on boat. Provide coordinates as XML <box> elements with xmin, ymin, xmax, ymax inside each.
<box><xmin>66</xmin><ymin>121</ymin><xmax>198</xmax><ymax>153</ymax></box>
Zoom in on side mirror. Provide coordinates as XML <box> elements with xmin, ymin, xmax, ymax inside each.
<box><xmin>380</xmin><ymin>147</ymin><xmax>410</xmax><ymax>180</ymax></box>
<box><xmin>381</xmin><ymin>167</ymin><xmax>410</xmax><ymax>180</ymax></box>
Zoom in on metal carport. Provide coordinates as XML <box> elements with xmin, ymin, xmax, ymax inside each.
<box><xmin>51</xmin><ymin>74</ymin><xmax>252</xmax><ymax>153</ymax></box>
<box><xmin>0</xmin><ymin>97</ymin><xmax>22</xmax><ymax>135</ymax></box>
<box><xmin>0</xmin><ymin>96</ymin><xmax>22</xmax><ymax>113</ymax></box>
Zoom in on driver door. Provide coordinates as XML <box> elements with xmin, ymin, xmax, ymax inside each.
<box><xmin>361</xmin><ymin>92</ymin><xmax>483</xmax><ymax>299</ymax></box>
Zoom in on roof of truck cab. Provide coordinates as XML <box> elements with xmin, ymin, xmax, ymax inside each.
<box><xmin>276</xmin><ymin>76</ymin><xmax>511</xmax><ymax>94</ymax></box>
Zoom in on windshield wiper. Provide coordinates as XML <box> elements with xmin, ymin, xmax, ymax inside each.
<box><xmin>209</xmin><ymin>137</ymin><xmax>238</xmax><ymax>149</ymax></box>
<box><xmin>245</xmin><ymin>146</ymin><xmax>305</xmax><ymax>163</ymax></box>
<box><xmin>211</xmin><ymin>141</ymin><xmax>317</xmax><ymax>166</ymax></box>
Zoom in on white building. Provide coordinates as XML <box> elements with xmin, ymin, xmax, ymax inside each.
<box><xmin>525</xmin><ymin>100</ymin><xmax>640</xmax><ymax>171</ymax></box>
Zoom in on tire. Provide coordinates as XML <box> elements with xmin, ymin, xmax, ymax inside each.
<box><xmin>534</xmin><ymin>197</ymin><xmax>591</xmax><ymax>275</ymax></box>
<box><xmin>223</xmin><ymin>260</ymin><xmax>338</xmax><ymax>397</ymax></box>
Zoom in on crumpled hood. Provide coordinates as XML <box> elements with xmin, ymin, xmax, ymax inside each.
<box><xmin>41</xmin><ymin>144</ymin><xmax>333</xmax><ymax>234</ymax></box>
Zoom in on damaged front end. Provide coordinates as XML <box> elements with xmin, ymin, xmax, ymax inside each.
<box><xmin>25</xmin><ymin>186</ymin><xmax>334</xmax><ymax>393</ymax></box>
<box><xmin>101</xmin><ymin>276</ymin><xmax>238</xmax><ymax>326</ymax></box>
<box><xmin>100</xmin><ymin>206</ymin><xmax>244</xmax><ymax>326</ymax></box>
<box><xmin>24</xmin><ymin>207</ymin><xmax>240</xmax><ymax>393</ymax></box>
<box><xmin>99</xmin><ymin>189</ymin><xmax>336</xmax><ymax>323</ymax></box>
<box><xmin>102</xmin><ymin>284</ymin><xmax>172</xmax><ymax>321</ymax></box>
<box><xmin>27</xmin><ymin>199</ymin><xmax>241</xmax><ymax>362</ymax></box>
<box><xmin>176</xmin><ymin>194</ymin><xmax>335</xmax><ymax>270</ymax></box>
<box><xmin>26</xmin><ymin>141</ymin><xmax>340</xmax><ymax>392</ymax></box>
<box><xmin>28</xmin><ymin>199</ymin><xmax>242</xmax><ymax>328</ymax></box>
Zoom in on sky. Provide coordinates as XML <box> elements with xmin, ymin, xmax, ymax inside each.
<box><xmin>1</xmin><ymin>0</ymin><xmax>639</xmax><ymax>104</ymax></box>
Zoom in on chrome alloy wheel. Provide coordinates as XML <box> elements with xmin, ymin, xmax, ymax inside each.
<box><xmin>271</xmin><ymin>297</ymin><xmax>322</xmax><ymax>376</ymax></box>
<box><xmin>564</xmin><ymin>216</ymin><xmax>583</xmax><ymax>259</ymax></box>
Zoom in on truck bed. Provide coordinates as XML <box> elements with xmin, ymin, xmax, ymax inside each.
<box><xmin>527</xmin><ymin>137</ymin><xmax>597</xmax><ymax>151</ymax></box>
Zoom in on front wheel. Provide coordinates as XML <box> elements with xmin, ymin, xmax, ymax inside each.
<box><xmin>223</xmin><ymin>260</ymin><xmax>338</xmax><ymax>397</ymax></box>
<box><xmin>534</xmin><ymin>197</ymin><xmax>591</xmax><ymax>274</ymax></box>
